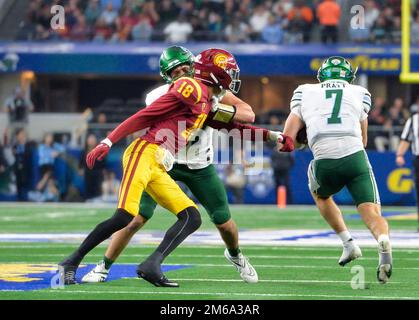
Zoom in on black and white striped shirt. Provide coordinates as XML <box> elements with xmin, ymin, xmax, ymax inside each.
<box><xmin>401</xmin><ymin>113</ymin><xmax>419</xmax><ymax>155</ymax></box>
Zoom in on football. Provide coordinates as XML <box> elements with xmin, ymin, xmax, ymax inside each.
<box><xmin>296</xmin><ymin>126</ymin><xmax>308</xmax><ymax>147</ymax></box>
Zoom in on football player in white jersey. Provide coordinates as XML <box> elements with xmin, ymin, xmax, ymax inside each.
<box><xmin>82</xmin><ymin>46</ymin><xmax>276</xmax><ymax>284</ymax></box>
<box><xmin>280</xmin><ymin>56</ymin><xmax>392</xmax><ymax>283</ymax></box>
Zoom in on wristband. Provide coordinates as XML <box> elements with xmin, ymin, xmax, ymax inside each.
<box><xmin>212</xmin><ymin>103</ymin><xmax>237</xmax><ymax>123</ymax></box>
<box><xmin>101</xmin><ymin>138</ymin><xmax>113</xmax><ymax>148</ymax></box>
<box><xmin>268</xmin><ymin>131</ymin><xmax>284</xmax><ymax>143</ymax></box>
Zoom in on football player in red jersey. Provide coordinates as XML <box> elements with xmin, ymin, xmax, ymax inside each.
<box><xmin>59</xmin><ymin>48</ymin><xmax>294</xmax><ymax>287</ymax></box>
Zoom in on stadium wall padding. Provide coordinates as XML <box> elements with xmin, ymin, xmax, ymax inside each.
<box><xmin>1</xmin><ymin>43</ymin><xmax>418</xmax><ymax>76</ymax></box>
<box><xmin>0</xmin><ymin>149</ymin><xmax>415</xmax><ymax>205</ymax></box>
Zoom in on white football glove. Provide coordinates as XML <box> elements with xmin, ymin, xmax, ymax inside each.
<box><xmin>155</xmin><ymin>147</ymin><xmax>175</xmax><ymax>172</ymax></box>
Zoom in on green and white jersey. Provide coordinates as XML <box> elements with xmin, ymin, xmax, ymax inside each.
<box><xmin>290</xmin><ymin>79</ymin><xmax>372</xmax><ymax>160</ymax></box>
<box><xmin>145</xmin><ymin>84</ymin><xmax>213</xmax><ymax>169</ymax></box>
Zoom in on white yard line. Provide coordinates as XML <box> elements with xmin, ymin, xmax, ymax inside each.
<box><xmin>2</xmin><ymin>261</ymin><xmax>419</xmax><ymax>270</ymax></box>
<box><xmin>150</xmin><ymin>278</ymin><xmax>405</xmax><ymax>285</ymax></box>
<box><xmin>3</xmin><ymin>243</ymin><xmax>419</xmax><ymax>253</ymax></box>
<box><xmin>2</xmin><ymin>252</ymin><xmax>419</xmax><ymax>262</ymax></box>
<box><xmin>18</xmin><ymin>289</ymin><xmax>416</xmax><ymax>300</ymax></box>
<box><xmin>164</xmin><ymin>263</ymin><xmax>419</xmax><ymax>270</ymax></box>
<box><xmin>2</xmin><ymin>230</ymin><xmax>419</xmax><ymax>248</ymax></box>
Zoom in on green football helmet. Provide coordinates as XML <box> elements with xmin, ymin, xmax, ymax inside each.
<box><xmin>317</xmin><ymin>56</ymin><xmax>357</xmax><ymax>83</ymax></box>
<box><xmin>159</xmin><ymin>46</ymin><xmax>195</xmax><ymax>83</ymax></box>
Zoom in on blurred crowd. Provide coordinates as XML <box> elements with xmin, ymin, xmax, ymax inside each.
<box><xmin>349</xmin><ymin>0</ymin><xmax>403</xmax><ymax>44</ymax></box>
<box><xmin>16</xmin><ymin>0</ymin><xmax>412</xmax><ymax>44</ymax></box>
<box><xmin>0</xmin><ymin>126</ymin><xmax>121</xmax><ymax>203</ymax></box>
<box><xmin>1</xmin><ymin>94</ymin><xmax>418</xmax><ymax>204</ymax></box>
<box><xmin>0</xmin><ymin>88</ymin><xmax>121</xmax><ymax>202</ymax></box>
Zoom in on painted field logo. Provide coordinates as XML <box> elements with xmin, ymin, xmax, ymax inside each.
<box><xmin>0</xmin><ymin>264</ymin><xmax>57</xmax><ymax>282</ymax></box>
<box><xmin>0</xmin><ymin>263</ymin><xmax>190</xmax><ymax>291</ymax></box>
<box><xmin>0</xmin><ymin>263</ymin><xmax>58</xmax><ymax>291</ymax></box>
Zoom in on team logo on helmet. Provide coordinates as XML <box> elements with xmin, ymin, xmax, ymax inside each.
<box><xmin>213</xmin><ymin>53</ymin><xmax>229</xmax><ymax>69</ymax></box>
<box><xmin>331</xmin><ymin>58</ymin><xmax>341</xmax><ymax>65</ymax></box>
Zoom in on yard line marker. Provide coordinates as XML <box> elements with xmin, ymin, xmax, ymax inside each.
<box><xmin>2</xmin><ymin>230</ymin><xmax>419</xmax><ymax>248</ymax></box>
<box><xmin>4</xmin><ymin>261</ymin><xmax>419</xmax><ymax>270</ymax></box>
<box><xmin>36</xmin><ymin>289</ymin><xmax>418</xmax><ymax>300</ymax></box>
<box><xmin>4</xmin><ymin>253</ymin><xmax>419</xmax><ymax>262</ymax></box>
<box><xmin>2</xmin><ymin>244</ymin><xmax>419</xmax><ymax>253</ymax></box>
<box><xmin>145</xmin><ymin>278</ymin><xmax>404</xmax><ymax>284</ymax></box>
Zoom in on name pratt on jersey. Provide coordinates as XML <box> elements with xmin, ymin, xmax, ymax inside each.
<box><xmin>321</xmin><ymin>82</ymin><xmax>346</xmax><ymax>89</ymax></box>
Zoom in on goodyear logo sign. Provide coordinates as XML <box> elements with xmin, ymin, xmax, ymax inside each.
<box><xmin>387</xmin><ymin>168</ymin><xmax>415</xmax><ymax>194</ymax></box>
<box><xmin>311</xmin><ymin>55</ymin><xmax>400</xmax><ymax>72</ymax></box>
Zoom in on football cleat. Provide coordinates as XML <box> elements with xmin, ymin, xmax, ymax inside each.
<box><xmin>137</xmin><ymin>271</ymin><xmax>179</xmax><ymax>288</ymax></box>
<box><xmin>81</xmin><ymin>261</ymin><xmax>109</xmax><ymax>283</ymax></box>
<box><xmin>377</xmin><ymin>238</ymin><xmax>392</xmax><ymax>284</ymax></box>
<box><xmin>136</xmin><ymin>260</ymin><xmax>179</xmax><ymax>288</ymax></box>
<box><xmin>224</xmin><ymin>249</ymin><xmax>258</xmax><ymax>283</ymax></box>
<box><xmin>58</xmin><ymin>263</ymin><xmax>78</xmax><ymax>285</ymax></box>
<box><xmin>377</xmin><ymin>264</ymin><xmax>392</xmax><ymax>284</ymax></box>
<box><xmin>338</xmin><ymin>240</ymin><xmax>362</xmax><ymax>266</ymax></box>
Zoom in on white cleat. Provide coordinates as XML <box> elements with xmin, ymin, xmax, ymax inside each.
<box><xmin>81</xmin><ymin>261</ymin><xmax>109</xmax><ymax>283</ymax></box>
<box><xmin>338</xmin><ymin>240</ymin><xmax>362</xmax><ymax>266</ymax></box>
<box><xmin>224</xmin><ymin>249</ymin><xmax>258</xmax><ymax>283</ymax></box>
<box><xmin>377</xmin><ymin>264</ymin><xmax>392</xmax><ymax>284</ymax></box>
<box><xmin>377</xmin><ymin>239</ymin><xmax>392</xmax><ymax>284</ymax></box>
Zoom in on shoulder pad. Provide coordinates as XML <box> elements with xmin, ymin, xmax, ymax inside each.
<box><xmin>173</xmin><ymin>77</ymin><xmax>205</xmax><ymax>104</ymax></box>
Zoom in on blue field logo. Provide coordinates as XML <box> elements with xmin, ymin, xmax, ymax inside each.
<box><xmin>0</xmin><ymin>263</ymin><xmax>190</xmax><ymax>291</ymax></box>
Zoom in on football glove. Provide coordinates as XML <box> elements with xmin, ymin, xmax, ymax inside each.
<box><xmin>279</xmin><ymin>134</ymin><xmax>294</xmax><ymax>152</ymax></box>
<box><xmin>86</xmin><ymin>138</ymin><xmax>112</xmax><ymax>169</ymax></box>
<box><xmin>268</xmin><ymin>131</ymin><xmax>294</xmax><ymax>152</ymax></box>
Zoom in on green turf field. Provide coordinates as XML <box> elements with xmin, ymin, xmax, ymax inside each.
<box><xmin>1</xmin><ymin>203</ymin><xmax>419</xmax><ymax>300</ymax></box>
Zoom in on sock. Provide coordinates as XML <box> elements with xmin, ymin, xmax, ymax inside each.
<box><xmin>154</xmin><ymin>206</ymin><xmax>202</xmax><ymax>261</ymax></box>
<box><xmin>61</xmin><ymin>209</ymin><xmax>133</xmax><ymax>267</ymax></box>
<box><xmin>378</xmin><ymin>234</ymin><xmax>390</xmax><ymax>244</ymax></box>
<box><xmin>103</xmin><ymin>256</ymin><xmax>114</xmax><ymax>270</ymax></box>
<box><xmin>338</xmin><ymin>230</ymin><xmax>352</xmax><ymax>243</ymax></box>
<box><xmin>378</xmin><ymin>234</ymin><xmax>391</xmax><ymax>254</ymax></box>
<box><xmin>228</xmin><ymin>248</ymin><xmax>241</xmax><ymax>257</ymax></box>
<box><xmin>377</xmin><ymin>234</ymin><xmax>392</xmax><ymax>264</ymax></box>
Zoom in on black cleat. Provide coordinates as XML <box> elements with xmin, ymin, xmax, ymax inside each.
<box><xmin>58</xmin><ymin>263</ymin><xmax>78</xmax><ymax>285</ymax></box>
<box><xmin>136</xmin><ymin>252</ymin><xmax>178</xmax><ymax>287</ymax></box>
<box><xmin>137</xmin><ymin>270</ymin><xmax>179</xmax><ymax>288</ymax></box>
<box><xmin>136</xmin><ymin>259</ymin><xmax>179</xmax><ymax>288</ymax></box>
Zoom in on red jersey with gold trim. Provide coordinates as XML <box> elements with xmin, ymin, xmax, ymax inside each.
<box><xmin>107</xmin><ymin>77</ymin><xmax>212</xmax><ymax>155</ymax></box>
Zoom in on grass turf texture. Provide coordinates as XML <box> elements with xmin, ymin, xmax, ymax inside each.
<box><xmin>1</xmin><ymin>204</ymin><xmax>419</xmax><ymax>300</ymax></box>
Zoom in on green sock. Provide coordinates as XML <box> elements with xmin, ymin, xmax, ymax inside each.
<box><xmin>228</xmin><ymin>248</ymin><xmax>241</xmax><ymax>257</ymax></box>
<box><xmin>103</xmin><ymin>256</ymin><xmax>114</xmax><ymax>270</ymax></box>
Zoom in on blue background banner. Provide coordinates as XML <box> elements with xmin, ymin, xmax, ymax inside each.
<box><xmin>287</xmin><ymin>150</ymin><xmax>416</xmax><ymax>206</ymax></box>
<box><xmin>1</xmin><ymin>42</ymin><xmax>418</xmax><ymax>75</ymax></box>
<box><xmin>0</xmin><ymin>148</ymin><xmax>416</xmax><ymax>206</ymax></box>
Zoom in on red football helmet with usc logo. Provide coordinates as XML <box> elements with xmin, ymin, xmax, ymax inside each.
<box><xmin>194</xmin><ymin>48</ymin><xmax>241</xmax><ymax>94</ymax></box>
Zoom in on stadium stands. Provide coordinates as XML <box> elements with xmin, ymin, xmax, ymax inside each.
<box><xmin>6</xmin><ymin>0</ymin><xmax>408</xmax><ymax>44</ymax></box>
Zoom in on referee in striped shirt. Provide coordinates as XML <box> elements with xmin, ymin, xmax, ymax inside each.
<box><xmin>396</xmin><ymin>102</ymin><xmax>419</xmax><ymax>229</ymax></box>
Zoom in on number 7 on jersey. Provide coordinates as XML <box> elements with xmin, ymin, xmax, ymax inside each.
<box><xmin>326</xmin><ymin>89</ymin><xmax>343</xmax><ymax>124</ymax></box>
